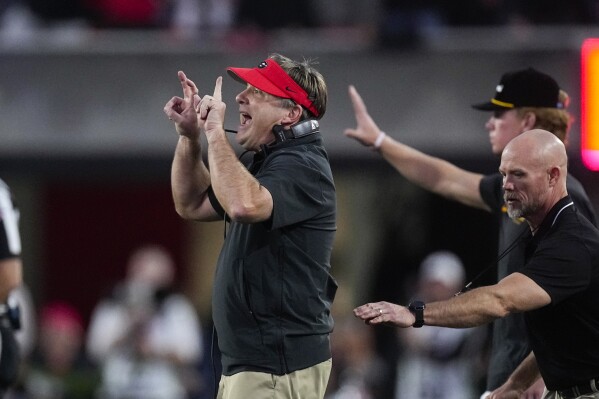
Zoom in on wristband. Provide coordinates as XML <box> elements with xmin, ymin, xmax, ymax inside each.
<box><xmin>373</xmin><ymin>131</ymin><xmax>386</xmax><ymax>150</ymax></box>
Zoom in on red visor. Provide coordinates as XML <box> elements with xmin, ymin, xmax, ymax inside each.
<box><xmin>227</xmin><ymin>59</ymin><xmax>319</xmax><ymax>117</ymax></box>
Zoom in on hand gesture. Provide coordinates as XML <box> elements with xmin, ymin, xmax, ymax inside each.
<box><xmin>195</xmin><ymin>76</ymin><xmax>226</xmax><ymax>139</ymax></box>
<box><xmin>353</xmin><ymin>301</ymin><xmax>414</xmax><ymax>327</ymax></box>
<box><xmin>344</xmin><ymin>85</ymin><xmax>384</xmax><ymax>147</ymax></box>
<box><xmin>163</xmin><ymin>71</ymin><xmax>203</xmax><ymax>139</ymax></box>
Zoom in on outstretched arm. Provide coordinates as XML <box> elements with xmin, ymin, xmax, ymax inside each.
<box><xmin>354</xmin><ymin>272</ymin><xmax>551</xmax><ymax>328</ymax></box>
<box><xmin>344</xmin><ymin>85</ymin><xmax>490</xmax><ymax>211</ymax></box>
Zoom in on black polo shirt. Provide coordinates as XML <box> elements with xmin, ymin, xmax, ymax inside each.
<box><xmin>519</xmin><ymin>196</ymin><xmax>599</xmax><ymax>391</ymax></box>
<box><xmin>479</xmin><ymin>173</ymin><xmax>596</xmax><ymax>390</ymax></box>
<box><xmin>209</xmin><ymin>133</ymin><xmax>337</xmax><ymax>376</ymax></box>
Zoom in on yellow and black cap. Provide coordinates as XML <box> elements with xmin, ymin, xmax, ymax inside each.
<box><xmin>472</xmin><ymin>67</ymin><xmax>563</xmax><ymax>111</ymax></box>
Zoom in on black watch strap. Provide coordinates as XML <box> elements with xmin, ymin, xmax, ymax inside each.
<box><xmin>408</xmin><ymin>300</ymin><xmax>425</xmax><ymax>328</ymax></box>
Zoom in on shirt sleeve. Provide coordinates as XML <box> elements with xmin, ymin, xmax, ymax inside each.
<box><xmin>258</xmin><ymin>150</ymin><xmax>333</xmax><ymax>231</ymax></box>
<box><xmin>520</xmin><ymin>235</ymin><xmax>592</xmax><ymax>304</ymax></box>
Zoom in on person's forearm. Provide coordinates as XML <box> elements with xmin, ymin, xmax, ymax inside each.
<box><xmin>503</xmin><ymin>352</ymin><xmax>541</xmax><ymax>393</ymax></box>
<box><xmin>171</xmin><ymin>136</ymin><xmax>211</xmax><ymax>218</ymax></box>
<box><xmin>207</xmin><ymin>131</ymin><xmax>272</xmax><ymax>222</ymax></box>
<box><xmin>378</xmin><ymin>136</ymin><xmax>488</xmax><ymax>210</ymax></box>
<box><xmin>424</xmin><ymin>286</ymin><xmax>509</xmax><ymax>328</ymax></box>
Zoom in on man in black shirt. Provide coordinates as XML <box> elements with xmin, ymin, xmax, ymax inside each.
<box><xmin>344</xmin><ymin>67</ymin><xmax>596</xmax><ymax>398</ymax></box>
<box><xmin>354</xmin><ymin>129</ymin><xmax>599</xmax><ymax>399</ymax></box>
<box><xmin>164</xmin><ymin>54</ymin><xmax>337</xmax><ymax>399</ymax></box>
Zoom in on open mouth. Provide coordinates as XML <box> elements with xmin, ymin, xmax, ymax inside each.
<box><xmin>240</xmin><ymin>113</ymin><xmax>252</xmax><ymax>127</ymax></box>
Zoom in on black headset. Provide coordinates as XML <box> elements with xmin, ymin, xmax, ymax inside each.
<box><xmin>271</xmin><ymin>119</ymin><xmax>319</xmax><ymax>143</ymax></box>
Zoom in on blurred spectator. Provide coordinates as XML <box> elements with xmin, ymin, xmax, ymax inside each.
<box><xmin>85</xmin><ymin>0</ymin><xmax>170</xmax><ymax>29</ymax></box>
<box><xmin>234</xmin><ymin>0</ymin><xmax>320</xmax><ymax>30</ymax></box>
<box><xmin>86</xmin><ymin>244</ymin><xmax>203</xmax><ymax>399</ymax></box>
<box><xmin>86</xmin><ymin>0</ymin><xmax>232</xmax><ymax>31</ymax></box>
<box><xmin>24</xmin><ymin>0</ymin><xmax>90</xmax><ymax>24</ymax></box>
<box><xmin>378</xmin><ymin>0</ymin><xmax>599</xmax><ymax>48</ymax></box>
<box><xmin>441</xmin><ymin>0</ymin><xmax>509</xmax><ymax>26</ymax></box>
<box><xmin>378</xmin><ymin>0</ymin><xmax>444</xmax><ymax>48</ymax></box>
<box><xmin>18</xmin><ymin>301</ymin><xmax>99</xmax><ymax>399</ymax></box>
<box><xmin>168</xmin><ymin>0</ymin><xmax>234</xmax><ymax>39</ymax></box>
<box><xmin>505</xmin><ymin>0</ymin><xmax>599</xmax><ymax>24</ymax></box>
<box><xmin>394</xmin><ymin>251</ymin><xmax>486</xmax><ymax>399</ymax></box>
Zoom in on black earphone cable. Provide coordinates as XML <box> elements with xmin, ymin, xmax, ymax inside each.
<box><xmin>455</xmin><ymin>225</ymin><xmax>533</xmax><ymax>296</ymax></box>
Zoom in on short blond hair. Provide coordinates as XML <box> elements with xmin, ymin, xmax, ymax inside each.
<box><xmin>516</xmin><ymin>90</ymin><xmax>573</xmax><ymax>144</ymax></box>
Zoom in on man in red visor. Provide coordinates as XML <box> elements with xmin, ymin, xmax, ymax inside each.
<box><xmin>164</xmin><ymin>54</ymin><xmax>337</xmax><ymax>399</ymax></box>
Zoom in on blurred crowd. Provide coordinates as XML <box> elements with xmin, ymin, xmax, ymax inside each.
<box><xmin>3</xmin><ymin>244</ymin><xmax>488</xmax><ymax>399</ymax></box>
<box><xmin>6</xmin><ymin>245</ymin><xmax>208</xmax><ymax>399</ymax></box>
<box><xmin>0</xmin><ymin>0</ymin><xmax>598</xmax><ymax>48</ymax></box>
<box><xmin>379</xmin><ymin>0</ymin><xmax>599</xmax><ymax>47</ymax></box>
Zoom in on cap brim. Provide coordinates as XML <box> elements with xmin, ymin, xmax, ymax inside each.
<box><xmin>226</xmin><ymin>67</ymin><xmax>287</xmax><ymax>98</ymax></box>
<box><xmin>471</xmin><ymin>101</ymin><xmax>513</xmax><ymax>111</ymax></box>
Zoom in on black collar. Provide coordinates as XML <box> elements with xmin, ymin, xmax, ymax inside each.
<box><xmin>258</xmin><ymin>131</ymin><xmax>322</xmax><ymax>157</ymax></box>
<box><xmin>533</xmin><ymin>195</ymin><xmax>574</xmax><ymax>239</ymax></box>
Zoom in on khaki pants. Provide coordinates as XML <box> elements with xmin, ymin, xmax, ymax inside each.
<box><xmin>216</xmin><ymin>359</ymin><xmax>332</xmax><ymax>399</ymax></box>
<box><xmin>543</xmin><ymin>388</ymin><xmax>599</xmax><ymax>399</ymax></box>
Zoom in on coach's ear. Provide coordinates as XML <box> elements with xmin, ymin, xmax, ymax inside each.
<box><xmin>521</xmin><ymin>111</ymin><xmax>537</xmax><ymax>130</ymax></box>
<box><xmin>280</xmin><ymin>104</ymin><xmax>303</xmax><ymax>127</ymax></box>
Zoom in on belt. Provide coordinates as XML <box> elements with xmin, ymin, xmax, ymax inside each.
<box><xmin>557</xmin><ymin>378</ymin><xmax>599</xmax><ymax>399</ymax></box>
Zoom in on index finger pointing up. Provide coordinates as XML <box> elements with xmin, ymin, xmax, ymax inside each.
<box><xmin>213</xmin><ymin>76</ymin><xmax>223</xmax><ymax>102</ymax></box>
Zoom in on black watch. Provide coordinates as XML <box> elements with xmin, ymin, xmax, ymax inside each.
<box><xmin>408</xmin><ymin>300</ymin><xmax>425</xmax><ymax>328</ymax></box>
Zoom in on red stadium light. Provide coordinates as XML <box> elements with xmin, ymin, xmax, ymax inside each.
<box><xmin>581</xmin><ymin>38</ymin><xmax>599</xmax><ymax>171</ymax></box>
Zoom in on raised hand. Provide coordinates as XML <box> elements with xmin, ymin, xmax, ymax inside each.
<box><xmin>344</xmin><ymin>85</ymin><xmax>384</xmax><ymax>147</ymax></box>
<box><xmin>196</xmin><ymin>76</ymin><xmax>226</xmax><ymax>138</ymax></box>
<box><xmin>163</xmin><ymin>71</ymin><xmax>203</xmax><ymax>139</ymax></box>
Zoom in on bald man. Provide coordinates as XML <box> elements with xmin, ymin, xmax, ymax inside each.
<box><xmin>354</xmin><ymin>130</ymin><xmax>599</xmax><ymax>399</ymax></box>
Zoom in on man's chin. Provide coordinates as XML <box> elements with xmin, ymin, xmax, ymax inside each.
<box><xmin>507</xmin><ymin>207</ymin><xmax>523</xmax><ymax>220</ymax></box>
